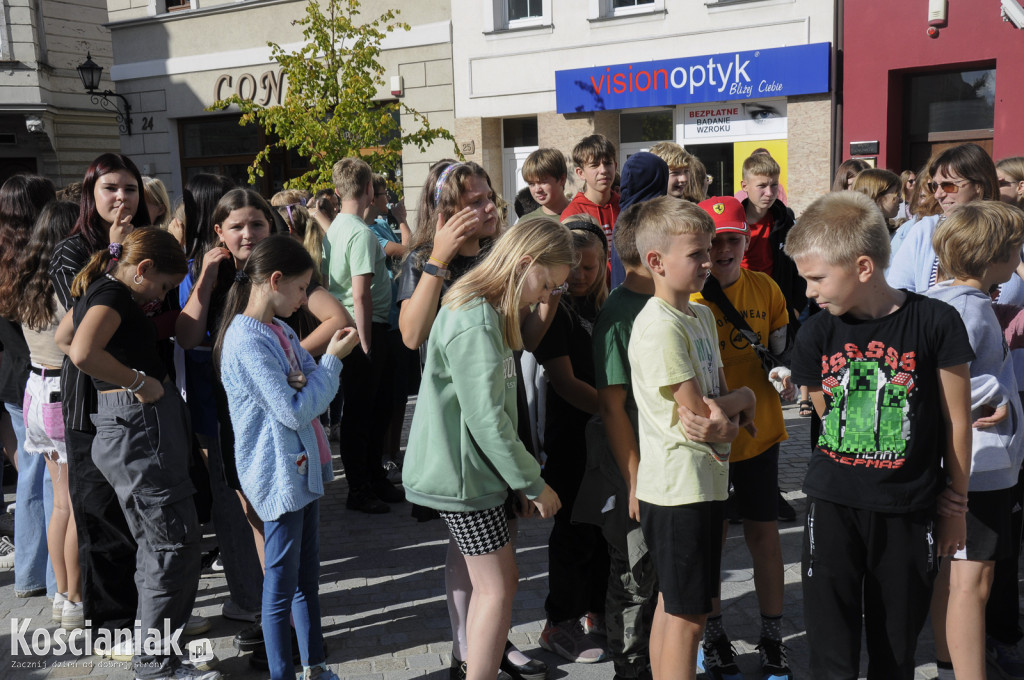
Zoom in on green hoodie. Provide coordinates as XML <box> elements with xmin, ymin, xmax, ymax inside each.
<box><xmin>403</xmin><ymin>299</ymin><xmax>546</xmax><ymax>512</ymax></box>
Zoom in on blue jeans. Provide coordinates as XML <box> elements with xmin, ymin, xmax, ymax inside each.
<box><xmin>263</xmin><ymin>500</ymin><xmax>324</xmax><ymax>680</ymax></box>
<box><xmin>7</xmin><ymin>403</ymin><xmax>55</xmax><ymax>595</ymax></box>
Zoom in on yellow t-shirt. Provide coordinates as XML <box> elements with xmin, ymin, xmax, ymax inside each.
<box><xmin>628</xmin><ymin>297</ymin><xmax>728</xmax><ymax>506</ymax></box>
<box><xmin>691</xmin><ymin>269</ymin><xmax>789</xmax><ymax>462</ymax></box>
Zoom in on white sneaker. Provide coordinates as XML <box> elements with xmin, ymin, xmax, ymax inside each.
<box><xmin>61</xmin><ymin>600</ymin><xmax>84</xmax><ymax>630</ymax></box>
<box><xmin>52</xmin><ymin>592</ymin><xmax>67</xmax><ymax>623</ymax></box>
<box><xmin>94</xmin><ymin>636</ymin><xmax>134</xmax><ymax>661</ymax></box>
<box><xmin>0</xmin><ymin>536</ymin><xmax>14</xmax><ymax>569</ymax></box>
<box><xmin>183</xmin><ymin>613</ymin><xmax>211</xmax><ymax>636</ymax></box>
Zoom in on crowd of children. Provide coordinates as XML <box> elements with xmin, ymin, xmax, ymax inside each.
<box><xmin>1</xmin><ymin>135</ymin><xmax>1024</xmax><ymax>680</ymax></box>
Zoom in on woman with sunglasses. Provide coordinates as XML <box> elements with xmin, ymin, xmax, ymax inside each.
<box><xmin>887</xmin><ymin>144</ymin><xmax>1022</xmax><ymax>301</ymax></box>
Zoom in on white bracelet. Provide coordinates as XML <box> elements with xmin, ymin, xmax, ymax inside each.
<box><xmin>125</xmin><ymin>369</ymin><xmax>147</xmax><ymax>394</ymax></box>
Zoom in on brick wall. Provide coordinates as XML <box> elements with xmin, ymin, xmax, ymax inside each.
<box><xmin>786</xmin><ymin>93</ymin><xmax>832</xmax><ymax>216</ymax></box>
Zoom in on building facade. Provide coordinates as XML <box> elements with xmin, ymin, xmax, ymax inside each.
<box><xmin>105</xmin><ymin>0</ymin><xmax>456</xmax><ymax>212</ymax></box>
<box><xmin>451</xmin><ymin>0</ymin><xmax>836</xmax><ymax>217</ymax></box>
<box><xmin>842</xmin><ymin>0</ymin><xmax>1024</xmax><ymax>175</ymax></box>
<box><xmin>0</xmin><ymin>0</ymin><xmax>121</xmax><ymax>188</ymax></box>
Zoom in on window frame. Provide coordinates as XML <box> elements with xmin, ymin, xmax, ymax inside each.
<box><xmin>588</xmin><ymin>0</ymin><xmax>663</xmax><ymax>20</ymax></box>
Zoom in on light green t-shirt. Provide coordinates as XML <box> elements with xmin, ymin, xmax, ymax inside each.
<box><xmin>325</xmin><ymin>212</ymin><xmax>392</xmax><ymax>324</ymax></box>
<box><xmin>628</xmin><ymin>296</ymin><xmax>728</xmax><ymax>506</ymax></box>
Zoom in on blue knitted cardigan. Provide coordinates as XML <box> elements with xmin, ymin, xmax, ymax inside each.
<box><xmin>221</xmin><ymin>314</ymin><xmax>342</xmax><ymax>522</ymax></box>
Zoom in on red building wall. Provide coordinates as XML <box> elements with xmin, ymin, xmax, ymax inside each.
<box><xmin>843</xmin><ymin>0</ymin><xmax>1024</xmax><ymax>170</ymax></box>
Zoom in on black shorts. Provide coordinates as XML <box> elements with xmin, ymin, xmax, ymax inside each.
<box><xmin>960</xmin><ymin>486</ymin><xmax>1014</xmax><ymax>562</ymax></box>
<box><xmin>639</xmin><ymin>499</ymin><xmax>724</xmax><ymax>616</ymax></box>
<box><xmin>728</xmin><ymin>444</ymin><xmax>779</xmax><ymax>522</ymax></box>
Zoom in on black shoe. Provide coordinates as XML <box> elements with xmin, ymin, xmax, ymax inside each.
<box><xmin>372</xmin><ymin>478</ymin><xmax>406</xmax><ymax>504</ymax></box>
<box><xmin>777</xmin><ymin>492</ymin><xmax>796</xmax><ymax>522</ymax></box>
<box><xmin>346</xmin><ymin>490</ymin><xmax>390</xmax><ymax>514</ymax></box>
<box><xmin>249</xmin><ymin>629</ymin><xmax>328</xmax><ymax>669</ymax></box>
<box><xmin>450</xmin><ymin>657</ymin><xmax>514</xmax><ymax>680</ymax></box>
<box><xmin>501</xmin><ymin>640</ymin><xmax>547</xmax><ymax>680</ymax></box>
<box><xmin>233</xmin><ymin>620</ymin><xmax>263</xmax><ymax>652</ymax></box>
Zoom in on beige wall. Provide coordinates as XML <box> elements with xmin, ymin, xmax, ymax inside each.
<box><xmin>786</xmin><ymin>94</ymin><xmax>832</xmax><ymax>216</ymax></box>
<box><xmin>0</xmin><ymin>0</ymin><xmax>121</xmax><ymax>187</ymax></box>
<box><xmin>106</xmin><ymin>0</ymin><xmax>457</xmax><ymax>212</ymax></box>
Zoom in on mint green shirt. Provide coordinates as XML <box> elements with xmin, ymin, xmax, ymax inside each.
<box><xmin>403</xmin><ymin>299</ymin><xmax>546</xmax><ymax>512</ymax></box>
<box><xmin>325</xmin><ymin>212</ymin><xmax>391</xmax><ymax>324</ymax></box>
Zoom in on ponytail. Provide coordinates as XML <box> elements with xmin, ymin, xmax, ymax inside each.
<box><xmin>212</xmin><ymin>234</ymin><xmax>314</xmax><ymax>373</ymax></box>
<box><xmin>71</xmin><ymin>227</ymin><xmax>186</xmax><ymax>299</ymax></box>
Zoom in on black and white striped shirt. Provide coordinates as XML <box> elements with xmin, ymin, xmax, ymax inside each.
<box><xmin>49</xmin><ymin>235</ymin><xmax>96</xmax><ymax>433</ymax></box>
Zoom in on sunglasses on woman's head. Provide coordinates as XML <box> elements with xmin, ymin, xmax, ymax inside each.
<box><xmin>927</xmin><ymin>180</ymin><xmax>971</xmax><ymax>194</ymax></box>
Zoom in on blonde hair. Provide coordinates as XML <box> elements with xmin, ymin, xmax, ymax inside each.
<box><xmin>142</xmin><ymin>176</ymin><xmax>172</xmax><ymax>229</ymax></box>
<box><xmin>270</xmin><ymin>189</ymin><xmax>308</xmax><ymax>207</ymax></box>
<box><xmin>332</xmin><ymin>157</ymin><xmax>372</xmax><ymax>201</ymax></box>
<box><xmin>444</xmin><ymin>217</ymin><xmax>575</xmax><ymax>350</ymax></box>
<box><xmin>633</xmin><ymin>196</ymin><xmax>715</xmax><ymax>269</ymax></box>
<box><xmin>276</xmin><ymin>203</ymin><xmax>323</xmax><ymax>281</ymax></box>
<box><xmin>785</xmin><ymin>192</ymin><xmax>891</xmax><ymax>268</ymax></box>
<box><xmin>684</xmin><ymin>154</ymin><xmax>708</xmax><ymax>203</ymax></box>
<box><xmin>648</xmin><ymin>141</ymin><xmax>691</xmax><ymax>171</ymax></box>
<box><xmin>934</xmin><ymin>201</ymin><xmax>1024</xmax><ymax>280</ymax></box>
<box><xmin>997</xmin><ymin>156</ymin><xmax>1024</xmax><ymax>209</ymax></box>
<box><xmin>742</xmin><ymin>153</ymin><xmax>781</xmax><ymax>180</ymax></box>
<box><xmin>852</xmin><ymin>168</ymin><xmax>900</xmax><ymax>203</ymax></box>
<box><xmin>565</xmin><ymin>220</ymin><xmax>609</xmax><ymax>308</ymax></box>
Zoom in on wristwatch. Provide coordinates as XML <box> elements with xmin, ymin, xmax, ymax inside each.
<box><xmin>423</xmin><ymin>261</ymin><xmax>450</xmax><ymax>280</ymax></box>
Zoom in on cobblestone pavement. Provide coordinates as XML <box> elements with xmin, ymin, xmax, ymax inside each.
<box><xmin>0</xmin><ymin>402</ymin><xmax>1006</xmax><ymax>679</ymax></box>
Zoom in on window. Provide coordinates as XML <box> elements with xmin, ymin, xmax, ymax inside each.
<box><xmin>489</xmin><ymin>0</ymin><xmax>550</xmax><ymax>31</ymax></box>
<box><xmin>591</xmin><ymin>0</ymin><xmax>662</xmax><ymax>19</ymax></box>
<box><xmin>620</xmin><ymin>110</ymin><xmax>674</xmax><ymax>144</ymax></box>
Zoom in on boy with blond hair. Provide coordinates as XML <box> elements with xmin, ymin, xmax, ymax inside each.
<box><xmin>648</xmin><ymin>141</ymin><xmax>692</xmax><ymax>201</ymax></box>
<box><xmin>522</xmin><ymin>148</ymin><xmax>570</xmax><ymax>220</ymax></box>
<box><xmin>925</xmin><ymin>201</ymin><xmax>1024</xmax><ymax>680</ymax></box>
<box><xmin>786</xmin><ymin>191</ymin><xmax>974</xmax><ymax>679</ymax></box>
<box><xmin>562</xmin><ymin>134</ymin><xmax>620</xmax><ymax>247</ymax></box>
<box><xmin>739</xmin><ymin>153</ymin><xmax>803</xmax><ymax>319</ymax></box>
<box><xmin>627</xmin><ymin>197</ymin><xmax>755</xmax><ymax>680</ymax></box>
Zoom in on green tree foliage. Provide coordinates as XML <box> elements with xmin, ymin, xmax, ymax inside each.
<box><xmin>212</xmin><ymin>0</ymin><xmax>458</xmax><ymax>191</ymax></box>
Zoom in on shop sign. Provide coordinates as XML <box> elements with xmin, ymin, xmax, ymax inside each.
<box><xmin>681</xmin><ymin>99</ymin><xmax>786</xmax><ymax>141</ymax></box>
<box><xmin>213</xmin><ymin>70</ymin><xmax>286</xmax><ymax>106</ymax></box>
<box><xmin>555</xmin><ymin>43</ymin><xmax>829</xmax><ymax>114</ymax></box>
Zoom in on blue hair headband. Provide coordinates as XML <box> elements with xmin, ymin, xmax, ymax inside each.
<box><xmin>433</xmin><ymin>163</ymin><xmax>465</xmax><ymax>205</ymax></box>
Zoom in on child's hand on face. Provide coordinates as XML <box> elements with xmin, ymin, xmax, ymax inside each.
<box><xmin>287</xmin><ymin>370</ymin><xmax>307</xmax><ymax>390</ymax></box>
<box><xmin>431</xmin><ymin>208</ymin><xmax>479</xmax><ymax>263</ymax></box>
<box><xmin>326</xmin><ymin>327</ymin><xmax>359</xmax><ymax>360</ymax></box>
<box><xmin>108</xmin><ymin>203</ymin><xmax>134</xmax><ymax>245</ymax></box>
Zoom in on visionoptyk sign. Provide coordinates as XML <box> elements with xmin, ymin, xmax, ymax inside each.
<box><xmin>554</xmin><ymin>43</ymin><xmax>830</xmax><ymax>114</ymax></box>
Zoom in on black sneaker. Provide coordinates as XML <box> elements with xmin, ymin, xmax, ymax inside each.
<box><xmin>345</xmin><ymin>490</ymin><xmax>389</xmax><ymax>514</ymax></box>
<box><xmin>371</xmin><ymin>478</ymin><xmax>405</xmax><ymax>504</ymax></box>
<box><xmin>233</xmin><ymin>620</ymin><xmax>263</xmax><ymax>652</ymax></box>
<box><xmin>777</xmin><ymin>492</ymin><xmax>796</xmax><ymax>522</ymax></box>
<box><xmin>696</xmin><ymin>637</ymin><xmax>743</xmax><ymax>680</ymax></box>
<box><xmin>756</xmin><ymin>637</ymin><xmax>794</xmax><ymax>680</ymax></box>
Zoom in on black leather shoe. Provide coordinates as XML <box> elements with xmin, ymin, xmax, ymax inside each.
<box><xmin>372</xmin><ymin>479</ymin><xmax>406</xmax><ymax>503</ymax></box>
<box><xmin>249</xmin><ymin>630</ymin><xmax>329</xmax><ymax>669</ymax></box>
<box><xmin>501</xmin><ymin>641</ymin><xmax>548</xmax><ymax>680</ymax></box>
<box><xmin>451</xmin><ymin>655</ymin><xmax>517</xmax><ymax>680</ymax></box>
<box><xmin>777</xmin><ymin>491</ymin><xmax>796</xmax><ymax>522</ymax></box>
<box><xmin>346</xmin><ymin>490</ymin><xmax>389</xmax><ymax>514</ymax></box>
<box><xmin>233</xmin><ymin>621</ymin><xmax>263</xmax><ymax>652</ymax></box>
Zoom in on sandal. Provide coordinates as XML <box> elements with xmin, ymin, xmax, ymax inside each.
<box><xmin>798</xmin><ymin>399</ymin><xmax>814</xmax><ymax>417</ymax></box>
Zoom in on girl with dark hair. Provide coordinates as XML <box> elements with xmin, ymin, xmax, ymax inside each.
<box><xmin>217</xmin><ymin>235</ymin><xmax>357</xmax><ymax>680</ymax></box>
<box><xmin>55</xmin><ymin>228</ymin><xmax>215</xmax><ymax>680</ymax></box>
<box><xmin>48</xmin><ymin>153</ymin><xmax>151</xmax><ymax>643</ymax></box>
<box><xmin>830</xmin><ymin>158</ymin><xmax>871</xmax><ymax>192</ymax></box>
<box><xmin>9</xmin><ymin>200</ymin><xmax>81</xmax><ymax>628</ymax></box>
<box><xmin>0</xmin><ymin>174</ymin><xmax>56</xmax><ymax>598</ymax></box>
<box><xmin>888</xmin><ymin>144</ymin><xmax>1020</xmax><ymax>301</ymax></box>
<box><xmin>177</xmin><ymin>189</ymin><xmax>352</xmax><ymax>657</ymax></box>
<box><xmin>182</xmin><ymin>173</ymin><xmax>235</xmax><ymax>273</ymax></box>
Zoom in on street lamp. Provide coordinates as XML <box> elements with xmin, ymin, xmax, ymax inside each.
<box><xmin>76</xmin><ymin>52</ymin><xmax>133</xmax><ymax>136</ymax></box>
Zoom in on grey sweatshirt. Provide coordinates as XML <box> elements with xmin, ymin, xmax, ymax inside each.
<box><xmin>926</xmin><ymin>281</ymin><xmax>1024</xmax><ymax>491</ymax></box>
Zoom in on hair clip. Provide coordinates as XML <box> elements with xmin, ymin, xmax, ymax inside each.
<box><xmin>552</xmin><ymin>282</ymin><xmax>569</xmax><ymax>296</ymax></box>
<box><xmin>433</xmin><ymin>163</ymin><xmax>465</xmax><ymax>205</ymax></box>
<box><xmin>234</xmin><ymin>270</ymin><xmax>250</xmax><ymax>283</ymax></box>
<box><xmin>108</xmin><ymin>242</ymin><xmax>122</xmax><ymax>260</ymax></box>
